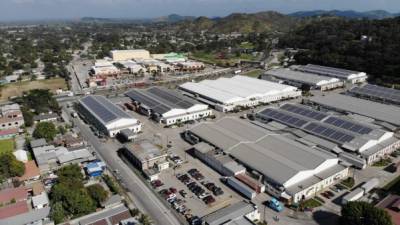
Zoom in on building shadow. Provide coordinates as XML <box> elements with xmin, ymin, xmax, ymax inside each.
<box><xmin>312</xmin><ymin>210</ymin><xmax>340</xmax><ymax>225</ymax></box>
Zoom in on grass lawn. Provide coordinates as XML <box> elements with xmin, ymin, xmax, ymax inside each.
<box><xmin>372</xmin><ymin>158</ymin><xmax>392</xmax><ymax>167</ymax></box>
<box><xmin>0</xmin><ymin>139</ymin><xmax>15</xmax><ymax>154</ymax></box>
<box><xmin>191</xmin><ymin>51</ymin><xmax>258</xmax><ymax>66</ymax></box>
<box><xmin>341</xmin><ymin>177</ymin><xmax>355</xmax><ymax>189</ymax></box>
<box><xmin>0</xmin><ymin>78</ymin><xmax>67</xmax><ymax>101</ymax></box>
<box><xmin>243</xmin><ymin>69</ymin><xmax>264</xmax><ymax>78</ymax></box>
<box><xmin>302</xmin><ymin>198</ymin><xmax>323</xmax><ymax>208</ymax></box>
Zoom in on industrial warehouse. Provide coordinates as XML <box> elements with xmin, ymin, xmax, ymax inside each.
<box><xmin>293</xmin><ymin>64</ymin><xmax>368</xmax><ymax>84</ymax></box>
<box><xmin>184</xmin><ymin>117</ymin><xmax>349</xmax><ymax>203</ymax></box>
<box><xmin>263</xmin><ymin>68</ymin><xmax>344</xmax><ymax>91</ymax></box>
<box><xmin>257</xmin><ymin>103</ymin><xmax>400</xmax><ymax>165</ymax></box>
<box><xmin>348</xmin><ymin>84</ymin><xmax>400</xmax><ymax>106</ymax></box>
<box><xmin>78</xmin><ymin>95</ymin><xmax>142</xmax><ymax>137</ymax></box>
<box><xmin>179</xmin><ymin>75</ymin><xmax>301</xmax><ymax>112</ymax></box>
<box><xmin>309</xmin><ymin>93</ymin><xmax>400</xmax><ymax>127</ymax></box>
<box><xmin>110</xmin><ymin>49</ymin><xmax>151</xmax><ymax>61</ymax></box>
<box><xmin>125</xmin><ymin>87</ymin><xmax>212</xmax><ymax>125</ymax></box>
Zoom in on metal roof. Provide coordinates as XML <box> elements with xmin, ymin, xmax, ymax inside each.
<box><xmin>79</xmin><ymin>95</ymin><xmax>135</xmax><ymax>125</ymax></box>
<box><xmin>295</xmin><ymin>64</ymin><xmax>365</xmax><ymax>79</ymax></box>
<box><xmin>179</xmin><ymin>75</ymin><xmax>298</xmax><ymax>105</ymax></box>
<box><xmin>0</xmin><ymin>207</ymin><xmax>50</xmax><ymax>225</ymax></box>
<box><xmin>190</xmin><ymin>118</ymin><xmax>336</xmax><ymax>186</ymax></box>
<box><xmin>309</xmin><ymin>93</ymin><xmax>400</xmax><ymax>126</ymax></box>
<box><xmin>349</xmin><ymin>84</ymin><xmax>400</xmax><ymax>105</ymax></box>
<box><xmin>265</xmin><ymin>68</ymin><xmax>341</xmax><ymax>85</ymax></box>
<box><xmin>125</xmin><ymin>87</ymin><xmax>198</xmax><ymax>115</ymax></box>
<box><xmin>202</xmin><ymin>201</ymin><xmax>256</xmax><ymax>225</ymax></box>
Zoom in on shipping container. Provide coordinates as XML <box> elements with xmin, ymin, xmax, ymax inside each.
<box><xmin>227</xmin><ymin>177</ymin><xmax>256</xmax><ymax>199</ymax></box>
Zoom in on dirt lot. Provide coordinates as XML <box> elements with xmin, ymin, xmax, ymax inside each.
<box><xmin>0</xmin><ymin>78</ymin><xmax>67</xmax><ymax>101</ymax></box>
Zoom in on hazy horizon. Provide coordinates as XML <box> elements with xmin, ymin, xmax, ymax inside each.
<box><xmin>0</xmin><ymin>0</ymin><xmax>399</xmax><ymax>21</ymax></box>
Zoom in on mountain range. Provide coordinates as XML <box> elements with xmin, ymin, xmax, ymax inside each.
<box><xmin>288</xmin><ymin>10</ymin><xmax>400</xmax><ymax>19</ymax></box>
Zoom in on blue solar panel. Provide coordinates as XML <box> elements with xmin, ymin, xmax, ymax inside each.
<box><xmin>303</xmin><ymin>122</ymin><xmax>355</xmax><ymax>144</ymax></box>
<box><xmin>258</xmin><ymin>108</ymin><xmax>309</xmax><ymax>128</ymax></box>
<box><xmin>280</xmin><ymin>104</ymin><xmax>328</xmax><ymax>121</ymax></box>
<box><xmin>349</xmin><ymin>84</ymin><xmax>400</xmax><ymax>105</ymax></box>
<box><xmin>81</xmin><ymin>96</ymin><xmax>131</xmax><ymax>123</ymax></box>
<box><xmin>323</xmin><ymin>116</ymin><xmax>372</xmax><ymax>135</ymax></box>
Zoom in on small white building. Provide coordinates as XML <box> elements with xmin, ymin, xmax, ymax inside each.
<box><xmin>32</xmin><ymin>192</ymin><xmax>49</xmax><ymax>209</ymax></box>
<box><xmin>91</xmin><ymin>60</ymin><xmax>120</xmax><ymax>76</ymax></box>
<box><xmin>78</xmin><ymin>95</ymin><xmax>142</xmax><ymax>137</ymax></box>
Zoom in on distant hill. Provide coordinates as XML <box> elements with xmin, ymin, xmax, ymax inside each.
<box><xmin>174</xmin><ymin>11</ymin><xmax>297</xmax><ymax>33</ymax></box>
<box><xmin>289</xmin><ymin>10</ymin><xmax>399</xmax><ymax>19</ymax></box>
<box><xmin>153</xmin><ymin>14</ymin><xmax>196</xmax><ymax>23</ymax></box>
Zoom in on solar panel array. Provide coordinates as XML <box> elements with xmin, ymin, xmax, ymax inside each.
<box><xmin>258</xmin><ymin>108</ymin><xmax>309</xmax><ymax>128</ymax></box>
<box><xmin>81</xmin><ymin>96</ymin><xmax>131</xmax><ymax>123</ymax></box>
<box><xmin>280</xmin><ymin>104</ymin><xmax>328</xmax><ymax>121</ymax></box>
<box><xmin>125</xmin><ymin>89</ymin><xmax>171</xmax><ymax>114</ymax></box>
<box><xmin>349</xmin><ymin>84</ymin><xmax>400</xmax><ymax>105</ymax></box>
<box><xmin>323</xmin><ymin>117</ymin><xmax>373</xmax><ymax>135</ymax></box>
<box><xmin>303</xmin><ymin>122</ymin><xmax>355</xmax><ymax>144</ymax></box>
<box><xmin>296</xmin><ymin>64</ymin><xmax>359</xmax><ymax>79</ymax></box>
<box><xmin>147</xmin><ymin>87</ymin><xmax>195</xmax><ymax>109</ymax></box>
<box><xmin>126</xmin><ymin>87</ymin><xmax>197</xmax><ymax>115</ymax></box>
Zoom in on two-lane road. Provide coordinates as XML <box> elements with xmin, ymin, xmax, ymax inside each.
<box><xmin>71</xmin><ymin>115</ymin><xmax>181</xmax><ymax>225</ymax></box>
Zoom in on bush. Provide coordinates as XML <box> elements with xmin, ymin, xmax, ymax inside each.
<box><xmin>87</xmin><ymin>184</ymin><xmax>108</xmax><ymax>207</ymax></box>
<box><xmin>103</xmin><ymin>174</ymin><xmax>120</xmax><ymax>194</ymax></box>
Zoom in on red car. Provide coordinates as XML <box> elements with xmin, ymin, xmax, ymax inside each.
<box><xmin>170</xmin><ymin>187</ymin><xmax>178</xmax><ymax>193</ymax></box>
<box><xmin>203</xmin><ymin>196</ymin><xmax>215</xmax><ymax>204</ymax></box>
<box><xmin>151</xmin><ymin>180</ymin><xmax>164</xmax><ymax>188</ymax></box>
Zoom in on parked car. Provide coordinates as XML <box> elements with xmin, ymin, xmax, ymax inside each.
<box><xmin>203</xmin><ymin>195</ymin><xmax>215</xmax><ymax>204</ymax></box>
<box><xmin>169</xmin><ymin>187</ymin><xmax>177</xmax><ymax>193</ymax></box>
<box><xmin>179</xmin><ymin>190</ymin><xmax>187</xmax><ymax>198</ymax></box>
<box><xmin>151</xmin><ymin>180</ymin><xmax>164</xmax><ymax>188</ymax></box>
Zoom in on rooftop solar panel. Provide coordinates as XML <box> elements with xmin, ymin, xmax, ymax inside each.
<box><xmin>323</xmin><ymin>117</ymin><xmax>372</xmax><ymax>135</ymax></box>
<box><xmin>258</xmin><ymin>108</ymin><xmax>309</xmax><ymax>128</ymax></box>
<box><xmin>303</xmin><ymin>122</ymin><xmax>355</xmax><ymax>144</ymax></box>
<box><xmin>80</xmin><ymin>96</ymin><xmax>132</xmax><ymax>124</ymax></box>
<box><xmin>280</xmin><ymin>104</ymin><xmax>328</xmax><ymax>121</ymax></box>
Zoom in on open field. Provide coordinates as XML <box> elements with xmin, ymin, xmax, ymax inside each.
<box><xmin>0</xmin><ymin>139</ymin><xmax>15</xmax><ymax>154</ymax></box>
<box><xmin>191</xmin><ymin>51</ymin><xmax>258</xmax><ymax>66</ymax></box>
<box><xmin>0</xmin><ymin>78</ymin><xmax>67</xmax><ymax>101</ymax></box>
<box><xmin>242</xmin><ymin>69</ymin><xmax>264</xmax><ymax>78</ymax></box>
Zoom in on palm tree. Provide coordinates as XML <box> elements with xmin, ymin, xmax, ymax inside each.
<box><xmin>139</xmin><ymin>214</ymin><xmax>152</xmax><ymax>225</ymax></box>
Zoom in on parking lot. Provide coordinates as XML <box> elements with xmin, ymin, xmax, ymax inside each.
<box><xmin>154</xmin><ymin>158</ymin><xmax>242</xmax><ymax>218</ymax></box>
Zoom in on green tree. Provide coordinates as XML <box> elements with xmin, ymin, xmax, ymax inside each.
<box><xmin>51</xmin><ymin>202</ymin><xmax>66</xmax><ymax>224</ymax></box>
<box><xmin>340</xmin><ymin>201</ymin><xmax>393</xmax><ymax>225</ymax></box>
<box><xmin>139</xmin><ymin>214</ymin><xmax>153</xmax><ymax>225</ymax></box>
<box><xmin>87</xmin><ymin>184</ymin><xmax>108</xmax><ymax>207</ymax></box>
<box><xmin>0</xmin><ymin>153</ymin><xmax>25</xmax><ymax>180</ymax></box>
<box><xmin>33</xmin><ymin>122</ymin><xmax>57</xmax><ymax>141</ymax></box>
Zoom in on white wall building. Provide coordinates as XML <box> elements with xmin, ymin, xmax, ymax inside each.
<box><xmin>91</xmin><ymin>60</ymin><xmax>120</xmax><ymax>76</ymax></box>
<box><xmin>126</xmin><ymin>87</ymin><xmax>212</xmax><ymax>126</ymax></box>
<box><xmin>179</xmin><ymin>75</ymin><xmax>301</xmax><ymax>112</ymax></box>
<box><xmin>78</xmin><ymin>95</ymin><xmax>142</xmax><ymax>137</ymax></box>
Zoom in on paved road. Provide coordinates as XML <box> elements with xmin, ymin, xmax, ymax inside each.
<box><xmin>68</xmin><ymin>111</ymin><xmax>182</xmax><ymax>225</ymax></box>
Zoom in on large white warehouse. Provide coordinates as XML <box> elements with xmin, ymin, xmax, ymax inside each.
<box><xmin>185</xmin><ymin>117</ymin><xmax>349</xmax><ymax>204</ymax></box>
<box><xmin>78</xmin><ymin>95</ymin><xmax>142</xmax><ymax>137</ymax></box>
<box><xmin>125</xmin><ymin>87</ymin><xmax>212</xmax><ymax>126</ymax></box>
<box><xmin>179</xmin><ymin>75</ymin><xmax>301</xmax><ymax>112</ymax></box>
<box><xmin>110</xmin><ymin>49</ymin><xmax>151</xmax><ymax>61</ymax></box>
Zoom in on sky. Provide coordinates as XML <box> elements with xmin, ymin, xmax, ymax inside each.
<box><xmin>0</xmin><ymin>0</ymin><xmax>399</xmax><ymax>21</ymax></box>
